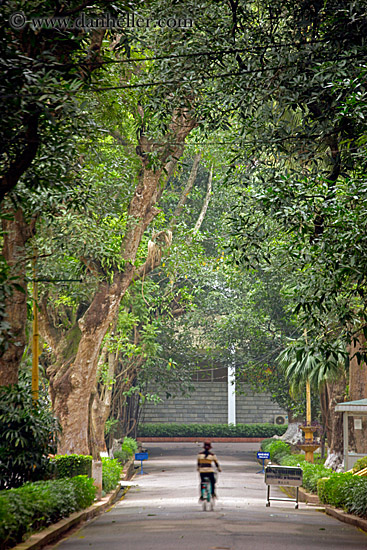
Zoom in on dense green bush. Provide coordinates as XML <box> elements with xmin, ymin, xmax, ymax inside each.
<box><xmin>279</xmin><ymin>455</ymin><xmax>305</xmax><ymax>466</ymax></box>
<box><xmin>122</xmin><ymin>437</ymin><xmax>138</xmax><ymax>455</ymax></box>
<box><xmin>138</xmin><ymin>423</ymin><xmax>287</xmax><ymax>438</ymax></box>
<box><xmin>0</xmin><ymin>476</ymin><xmax>96</xmax><ymax>549</ymax></box>
<box><xmin>260</xmin><ymin>438</ymin><xmax>276</xmax><ymax>451</ymax></box>
<box><xmin>318</xmin><ymin>473</ymin><xmax>367</xmax><ymax>517</ymax></box>
<box><xmin>301</xmin><ymin>463</ymin><xmax>333</xmax><ymax>494</ymax></box>
<box><xmin>52</xmin><ymin>454</ymin><xmax>93</xmax><ymax>478</ymax></box>
<box><xmin>317</xmin><ymin>473</ymin><xmax>354</xmax><ymax>507</ymax></box>
<box><xmin>0</xmin><ymin>379</ymin><xmax>60</xmax><ymax>489</ymax></box>
<box><xmin>101</xmin><ymin>458</ymin><xmax>123</xmax><ymax>493</ymax></box>
<box><xmin>351</xmin><ymin>455</ymin><xmax>367</xmax><ymax>473</ymax></box>
<box><xmin>345</xmin><ymin>477</ymin><xmax>367</xmax><ymax>517</ymax></box>
<box><xmin>113</xmin><ymin>448</ymin><xmax>130</xmax><ymax>465</ymax></box>
<box><xmin>278</xmin><ymin>454</ymin><xmax>332</xmax><ymax>493</ymax></box>
<box><xmin>113</xmin><ymin>437</ymin><xmax>138</xmax><ymax>465</ymax></box>
<box><xmin>260</xmin><ymin>439</ymin><xmax>291</xmax><ymax>463</ymax></box>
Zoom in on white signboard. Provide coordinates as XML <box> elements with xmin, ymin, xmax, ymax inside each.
<box><xmin>265</xmin><ymin>465</ymin><xmax>303</xmax><ymax>487</ymax></box>
<box><xmin>354</xmin><ymin>418</ymin><xmax>362</xmax><ymax>430</ymax></box>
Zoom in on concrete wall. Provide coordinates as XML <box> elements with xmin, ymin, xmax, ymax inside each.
<box><xmin>141</xmin><ymin>381</ymin><xmax>286</xmax><ymax>424</ymax></box>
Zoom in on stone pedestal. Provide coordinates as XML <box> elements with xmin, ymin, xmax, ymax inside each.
<box><xmin>92</xmin><ymin>460</ymin><xmax>103</xmax><ymax>500</ymax></box>
<box><xmin>299</xmin><ymin>425</ymin><xmax>319</xmax><ymax>463</ymax></box>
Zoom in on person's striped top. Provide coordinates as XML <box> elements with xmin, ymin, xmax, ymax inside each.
<box><xmin>197</xmin><ymin>450</ymin><xmax>220</xmax><ymax>473</ymax></box>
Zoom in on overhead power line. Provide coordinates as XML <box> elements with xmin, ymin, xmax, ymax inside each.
<box><xmin>0</xmin><ymin>52</ymin><xmax>365</xmax><ymax>98</ymax></box>
<box><xmin>90</xmin><ymin>52</ymin><xmax>367</xmax><ymax>92</ymax></box>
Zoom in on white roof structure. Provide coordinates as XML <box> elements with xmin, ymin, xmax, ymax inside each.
<box><xmin>335</xmin><ymin>398</ymin><xmax>367</xmax><ymax>413</ymax></box>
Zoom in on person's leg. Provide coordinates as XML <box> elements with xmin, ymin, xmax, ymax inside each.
<box><xmin>209</xmin><ymin>472</ymin><xmax>216</xmax><ymax>497</ymax></box>
<box><xmin>199</xmin><ymin>473</ymin><xmax>205</xmax><ymax>499</ymax></box>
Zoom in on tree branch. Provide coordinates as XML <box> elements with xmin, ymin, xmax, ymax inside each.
<box><xmin>189</xmin><ymin>165</ymin><xmax>213</xmax><ymax>241</ymax></box>
<box><xmin>169</xmin><ymin>152</ymin><xmax>202</xmax><ymax>230</ymax></box>
<box><xmin>38</xmin><ymin>293</ymin><xmax>63</xmax><ymax>352</ymax></box>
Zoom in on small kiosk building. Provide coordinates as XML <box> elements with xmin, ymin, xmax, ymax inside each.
<box><xmin>335</xmin><ymin>398</ymin><xmax>367</xmax><ymax>471</ymax></box>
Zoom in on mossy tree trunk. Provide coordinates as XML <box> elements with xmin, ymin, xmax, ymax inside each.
<box><xmin>40</xmin><ymin>109</ymin><xmax>196</xmax><ymax>455</ymax></box>
<box><xmin>323</xmin><ymin>373</ymin><xmax>347</xmax><ymax>470</ymax></box>
<box><xmin>0</xmin><ymin>208</ymin><xmax>36</xmax><ymax>386</ymax></box>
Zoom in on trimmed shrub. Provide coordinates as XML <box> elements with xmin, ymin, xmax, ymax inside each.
<box><xmin>52</xmin><ymin>454</ymin><xmax>92</xmax><ymax>478</ymax></box>
<box><xmin>0</xmin><ymin>476</ymin><xmax>96</xmax><ymax>550</ymax></box>
<box><xmin>70</xmin><ymin>475</ymin><xmax>97</xmax><ymax>509</ymax></box>
<box><xmin>301</xmin><ymin>463</ymin><xmax>333</xmax><ymax>494</ymax></box>
<box><xmin>352</xmin><ymin>455</ymin><xmax>367</xmax><ymax>474</ymax></box>
<box><xmin>317</xmin><ymin>477</ymin><xmax>330</xmax><ymax>503</ymax></box>
<box><xmin>317</xmin><ymin>473</ymin><xmax>354</xmax><ymax>507</ymax></box>
<box><xmin>138</xmin><ymin>423</ymin><xmax>287</xmax><ymax>438</ymax></box>
<box><xmin>318</xmin><ymin>472</ymin><xmax>367</xmax><ymax>517</ymax></box>
<box><xmin>101</xmin><ymin>458</ymin><xmax>123</xmax><ymax>493</ymax></box>
<box><xmin>345</xmin><ymin>477</ymin><xmax>367</xmax><ymax>517</ymax></box>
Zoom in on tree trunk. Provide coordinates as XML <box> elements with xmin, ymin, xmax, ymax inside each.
<box><xmin>89</xmin><ymin>347</ymin><xmax>117</xmax><ymax>458</ymax></box>
<box><xmin>348</xmin><ymin>334</ymin><xmax>367</xmax><ymax>453</ymax></box>
<box><xmin>0</xmin><ymin>209</ymin><xmax>35</xmax><ymax>385</ymax></box>
<box><xmin>90</xmin><ymin>390</ymin><xmax>110</xmax><ymax>458</ymax></box>
<box><xmin>324</xmin><ymin>374</ymin><xmax>347</xmax><ymax>470</ymax></box>
<box><xmin>319</xmin><ymin>385</ymin><xmax>329</xmax><ymax>459</ymax></box>
<box><xmin>42</xmin><ymin>110</ymin><xmax>196</xmax><ymax>455</ymax></box>
<box><xmin>51</xmin><ymin>273</ymin><xmax>131</xmax><ymax>455</ymax></box>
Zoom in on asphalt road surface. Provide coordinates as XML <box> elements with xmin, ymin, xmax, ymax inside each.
<box><xmin>52</xmin><ymin>442</ymin><xmax>367</xmax><ymax>550</ymax></box>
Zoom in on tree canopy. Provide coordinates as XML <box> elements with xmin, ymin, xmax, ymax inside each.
<box><xmin>1</xmin><ymin>0</ymin><xmax>367</xmax><ymax>464</ymax></box>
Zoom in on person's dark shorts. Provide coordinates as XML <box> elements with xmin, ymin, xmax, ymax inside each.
<box><xmin>200</xmin><ymin>472</ymin><xmax>216</xmax><ymax>496</ymax></box>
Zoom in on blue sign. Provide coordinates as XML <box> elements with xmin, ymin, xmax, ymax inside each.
<box><xmin>257</xmin><ymin>451</ymin><xmax>270</xmax><ymax>460</ymax></box>
<box><xmin>135</xmin><ymin>452</ymin><xmax>149</xmax><ymax>475</ymax></box>
<box><xmin>135</xmin><ymin>452</ymin><xmax>148</xmax><ymax>461</ymax></box>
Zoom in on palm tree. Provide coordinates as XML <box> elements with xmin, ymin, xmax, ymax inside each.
<box><xmin>278</xmin><ymin>337</ymin><xmax>348</xmax><ymax>469</ymax></box>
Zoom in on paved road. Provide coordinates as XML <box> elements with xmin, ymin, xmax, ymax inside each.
<box><xmin>52</xmin><ymin>443</ymin><xmax>367</xmax><ymax>550</ymax></box>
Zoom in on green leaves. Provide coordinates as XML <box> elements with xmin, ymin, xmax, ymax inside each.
<box><xmin>0</xmin><ymin>375</ymin><xmax>60</xmax><ymax>490</ymax></box>
<box><xmin>101</xmin><ymin>458</ymin><xmax>123</xmax><ymax>493</ymax></box>
<box><xmin>278</xmin><ymin>338</ymin><xmax>348</xmax><ymax>392</ymax></box>
<box><xmin>0</xmin><ymin>476</ymin><xmax>96</xmax><ymax>549</ymax></box>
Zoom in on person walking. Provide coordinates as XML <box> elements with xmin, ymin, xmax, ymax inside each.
<box><xmin>197</xmin><ymin>440</ymin><xmax>221</xmax><ymax>499</ymax></box>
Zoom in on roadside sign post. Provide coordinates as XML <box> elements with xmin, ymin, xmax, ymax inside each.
<box><xmin>256</xmin><ymin>451</ymin><xmax>270</xmax><ymax>474</ymax></box>
<box><xmin>264</xmin><ymin>464</ymin><xmax>303</xmax><ymax>509</ymax></box>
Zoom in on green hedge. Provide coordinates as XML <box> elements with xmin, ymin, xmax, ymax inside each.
<box><xmin>102</xmin><ymin>458</ymin><xmax>123</xmax><ymax>493</ymax></box>
<box><xmin>295</xmin><ymin>462</ymin><xmax>332</xmax><ymax>494</ymax></box>
<box><xmin>317</xmin><ymin>473</ymin><xmax>367</xmax><ymax>517</ymax></box>
<box><xmin>138</xmin><ymin>423</ymin><xmax>287</xmax><ymax>438</ymax></box>
<box><xmin>52</xmin><ymin>454</ymin><xmax>92</xmax><ymax>478</ymax></box>
<box><xmin>0</xmin><ymin>476</ymin><xmax>96</xmax><ymax>550</ymax></box>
